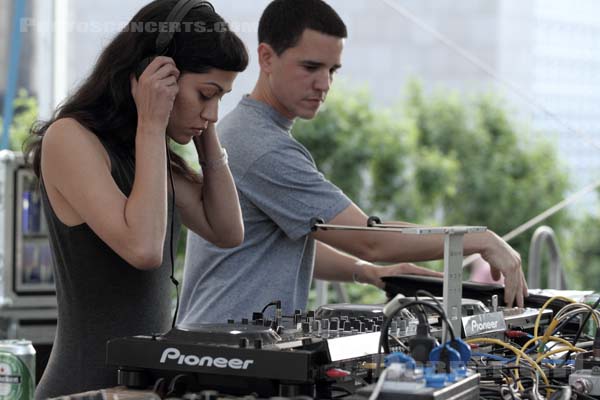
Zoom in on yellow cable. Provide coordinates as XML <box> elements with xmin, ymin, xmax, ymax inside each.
<box><xmin>533</xmin><ymin>296</ymin><xmax>575</xmax><ymax>338</ymax></box>
<box><xmin>466</xmin><ymin>337</ymin><xmax>550</xmax><ymax>392</ymax></box>
<box><xmin>541</xmin><ymin>320</ymin><xmax>560</xmax><ymax>345</ymax></box>
<box><xmin>556</xmin><ymin>304</ymin><xmax>600</xmax><ymax>326</ymax></box>
<box><xmin>518</xmin><ymin>335</ymin><xmax>580</xmax><ymax>363</ymax></box>
<box><xmin>536</xmin><ymin>346</ymin><xmax>585</xmax><ymax>364</ymax></box>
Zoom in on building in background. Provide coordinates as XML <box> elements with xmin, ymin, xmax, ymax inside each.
<box><xmin>529</xmin><ymin>0</ymin><xmax>600</xmax><ymax>209</ymax></box>
<box><xmin>2</xmin><ymin>0</ymin><xmax>600</xmax><ymax>212</ymax></box>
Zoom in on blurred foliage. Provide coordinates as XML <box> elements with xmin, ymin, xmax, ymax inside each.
<box><xmin>9</xmin><ymin>82</ymin><xmax>597</xmax><ymax>306</ymax></box>
<box><xmin>294</xmin><ymin>80</ymin><xmax>574</xmax><ymax>304</ymax></box>
<box><xmin>0</xmin><ymin>89</ymin><xmax>39</xmax><ymax>151</ymax></box>
<box><xmin>573</xmin><ymin>207</ymin><xmax>600</xmax><ymax>292</ymax></box>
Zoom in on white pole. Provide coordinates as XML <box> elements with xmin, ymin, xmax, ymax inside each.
<box><xmin>52</xmin><ymin>0</ymin><xmax>69</xmax><ymax>109</ymax></box>
<box><xmin>32</xmin><ymin>0</ymin><xmax>55</xmax><ymax>119</ymax></box>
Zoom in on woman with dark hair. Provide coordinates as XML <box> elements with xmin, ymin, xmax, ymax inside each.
<box><xmin>26</xmin><ymin>1</ymin><xmax>248</xmax><ymax>397</ymax></box>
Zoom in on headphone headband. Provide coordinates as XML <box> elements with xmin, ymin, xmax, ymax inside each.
<box><xmin>155</xmin><ymin>0</ymin><xmax>215</xmax><ymax>54</ymax></box>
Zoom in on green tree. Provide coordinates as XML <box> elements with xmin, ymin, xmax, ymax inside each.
<box><xmin>294</xmin><ymin>81</ymin><xmax>572</xmax><ymax>303</ymax></box>
<box><xmin>405</xmin><ymin>81</ymin><xmax>572</xmax><ymax>277</ymax></box>
<box><xmin>294</xmin><ymin>84</ymin><xmax>457</xmax><ymax>224</ymax></box>
<box><xmin>0</xmin><ymin>89</ymin><xmax>39</xmax><ymax>151</ymax></box>
<box><xmin>572</xmin><ymin>197</ymin><xmax>600</xmax><ymax>292</ymax></box>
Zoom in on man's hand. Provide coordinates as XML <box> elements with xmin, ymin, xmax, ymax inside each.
<box><xmin>361</xmin><ymin>263</ymin><xmax>443</xmax><ymax>289</ymax></box>
<box><xmin>479</xmin><ymin>231</ymin><xmax>528</xmax><ymax>308</ymax></box>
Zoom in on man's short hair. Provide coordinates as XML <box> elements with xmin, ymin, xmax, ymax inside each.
<box><xmin>258</xmin><ymin>0</ymin><xmax>348</xmax><ymax>55</ymax></box>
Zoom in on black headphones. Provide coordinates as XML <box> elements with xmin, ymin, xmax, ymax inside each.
<box><xmin>135</xmin><ymin>0</ymin><xmax>215</xmax><ymax>78</ymax></box>
<box><xmin>134</xmin><ymin>0</ymin><xmax>215</xmax><ymax>329</ymax></box>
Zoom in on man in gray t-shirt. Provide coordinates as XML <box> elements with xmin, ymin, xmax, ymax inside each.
<box><xmin>179</xmin><ymin>0</ymin><xmax>527</xmax><ymax>324</ymax></box>
<box><xmin>179</xmin><ymin>95</ymin><xmax>351</xmax><ymax>323</ymax></box>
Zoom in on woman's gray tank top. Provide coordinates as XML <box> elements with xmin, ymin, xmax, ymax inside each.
<box><xmin>35</xmin><ymin>139</ymin><xmax>181</xmax><ymax>399</ymax></box>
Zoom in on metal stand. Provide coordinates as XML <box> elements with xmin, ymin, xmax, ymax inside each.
<box><xmin>441</xmin><ymin>228</ymin><xmax>478</xmax><ymax>338</ymax></box>
<box><xmin>312</xmin><ymin>220</ymin><xmax>486</xmax><ymax>339</ymax></box>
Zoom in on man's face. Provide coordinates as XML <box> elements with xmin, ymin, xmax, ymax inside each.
<box><xmin>268</xmin><ymin>29</ymin><xmax>344</xmax><ymax>120</ymax></box>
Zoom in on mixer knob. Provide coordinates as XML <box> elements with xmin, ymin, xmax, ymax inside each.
<box><xmin>302</xmin><ymin>322</ymin><xmax>311</xmax><ymax>334</ymax></box>
<box><xmin>312</xmin><ymin>320</ymin><xmax>322</xmax><ymax>333</ymax></box>
<box><xmin>398</xmin><ymin>320</ymin><xmax>407</xmax><ymax>331</ymax></box>
<box><xmin>330</xmin><ymin>319</ymin><xmax>339</xmax><ymax>331</ymax></box>
<box><xmin>343</xmin><ymin>321</ymin><xmax>352</xmax><ymax>332</ymax></box>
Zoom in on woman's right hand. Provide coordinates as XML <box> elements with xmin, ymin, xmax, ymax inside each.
<box><xmin>130</xmin><ymin>56</ymin><xmax>180</xmax><ymax>133</ymax></box>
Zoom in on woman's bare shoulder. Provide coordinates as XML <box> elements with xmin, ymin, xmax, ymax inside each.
<box><xmin>42</xmin><ymin>117</ymin><xmax>111</xmax><ymax>169</ymax></box>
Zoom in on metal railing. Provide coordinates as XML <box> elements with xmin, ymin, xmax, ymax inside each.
<box><xmin>527</xmin><ymin>225</ymin><xmax>567</xmax><ymax>289</ymax></box>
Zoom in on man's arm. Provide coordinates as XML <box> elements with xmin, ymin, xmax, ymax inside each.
<box><xmin>314</xmin><ymin>241</ymin><xmax>443</xmax><ymax>288</ymax></box>
<box><xmin>311</xmin><ymin>202</ymin><xmax>527</xmax><ymax>307</ymax></box>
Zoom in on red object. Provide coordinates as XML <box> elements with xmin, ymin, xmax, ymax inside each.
<box><xmin>505</xmin><ymin>330</ymin><xmax>527</xmax><ymax>338</ymax></box>
<box><xmin>325</xmin><ymin>368</ymin><xmax>351</xmax><ymax>378</ymax></box>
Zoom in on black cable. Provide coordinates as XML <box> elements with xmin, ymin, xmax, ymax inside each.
<box><xmin>415</xmin><ymin>290</ymin><xmax>446</xmax><ymax>341</ymax></box>
<box><xmin>330</xmin><ymin>386</ymin><xmax>353</xmax><ymax>399</ymax></box>
<box><xmin>415</xmin><ymin>290</ymin><xmax>445</xmax><ymax>311</ymax></box>
<box><xmin>413</xmin><ymin>293</ymin><xmax>431</xmax><ymax>334</ymax></box>
<box><xmin>379</xmin><ymin>300</ymin><xmax>456</xmax><ymax>354</ymax></box>
<box><xmin>552</xmin><ymin>309</ymin><xmax>595</xmax><ymax>337</ymax></box>
<box><xmin>166</xmin><ymin>143</ymin><xmax>179</xmax><ymax>329</ymax></box>
<box><xmin>480</xmin><ymin>387</ymin><xmax>503</xmax><ymax>393</ymax></box>
<box><xmin>261</xmin><ymin>300</ymin><xmax>281</xmax><ymax>315</ymax></box>
<box><xmin>560</xmin><ymin>296</ymin><xmax>600</xmax><ymax>365</ymax></box>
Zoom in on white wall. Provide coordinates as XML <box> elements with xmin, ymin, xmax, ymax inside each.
<box><xmin>19</xmin><ymin>0</ymin><xmax>600</xmax><ymax>214</ymax></box>
<box><xmin>0</xmin><ymin>0</ymin><xmax>12</xmax><ymax>94</ymax></box>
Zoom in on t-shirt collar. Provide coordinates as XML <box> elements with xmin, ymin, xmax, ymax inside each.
<box><xmin>240</xmin><ymin>95</ymin><xmax>295</xmax><ymax>132</ymax></box>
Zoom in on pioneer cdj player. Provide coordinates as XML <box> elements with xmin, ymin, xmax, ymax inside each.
<box><xmin>106</xmin><ymin>296</ymin><xmax>555</xmax><ymax>399</ymax></box>
<box><xmin>106</xmin><ymin>305</ymin><xmax>414</xmax><ymax>398</ymax></box>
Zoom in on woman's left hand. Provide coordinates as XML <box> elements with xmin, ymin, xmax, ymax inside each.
<box><xmin>193</xmin><ymin>123</ymin><xmax>218</xmax><ymax>161</ymax></box>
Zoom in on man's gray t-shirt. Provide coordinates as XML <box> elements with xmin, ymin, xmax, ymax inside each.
<box><xmin>178</xmin><ymin>96</ymin><xmax>351</xmax><ymax>324</ymax></box>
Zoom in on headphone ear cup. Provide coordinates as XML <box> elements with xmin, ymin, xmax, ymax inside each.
<box><xmin>135</xmin><ymin>56</ymin><xmax>155</xmax><ymax>79</ymax></box>
<box><xmin>198</xmin><ymin>1</ymin><xmax>215</xmax><ymax>12</ymax></box>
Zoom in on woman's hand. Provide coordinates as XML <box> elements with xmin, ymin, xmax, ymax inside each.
<box><xmin>193</xmin><ymin>123</ymin><xmax>222</xmax><ymax>163</ymax></box>
<box><xmin>130</xmin><ymin>56</ymin><xmax>180</xmax><ymax>133</ymax></box>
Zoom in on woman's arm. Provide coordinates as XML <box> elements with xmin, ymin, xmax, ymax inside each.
<box><xmin>41</xmin><ymin>57</ymin><xmax>180</xmax><ymax>269</ymax></box>
<box><xmin>172</xmin><ymin>124</ymin><xmax>244</xmax><ymax>248</ymax></box>
<box><xmin>42</xmin><ymin>118</ymin><xmax>168</xmax><ymax>269</ymax></box>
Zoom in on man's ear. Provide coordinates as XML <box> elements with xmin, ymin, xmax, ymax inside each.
<box><xmin>257</xmin><ymin>43</ymin><xmax>277</xmax><ymax>74</ymax></box>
